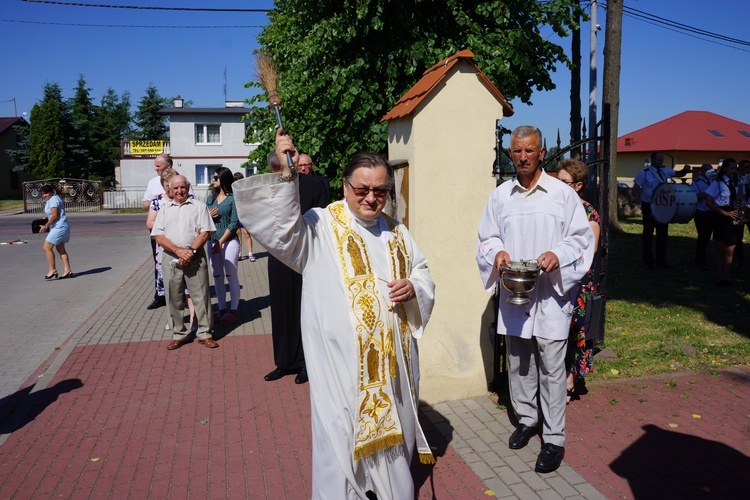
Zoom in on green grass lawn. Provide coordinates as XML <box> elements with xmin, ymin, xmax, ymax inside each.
<box><xmin>0</xmin><ymin>199</ymin><xmax>24</xmax><ymax>211</ymax></box>
<box><xmin>595</xmin><ymin>215</ymin><xmax>750</xmax><ymax>381</ymax></box>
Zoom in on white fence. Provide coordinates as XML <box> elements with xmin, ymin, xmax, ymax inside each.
<box><xmin>103</xmin><ymin>189</ymin><xmax>209</xmax><ymax>210</ymax></box>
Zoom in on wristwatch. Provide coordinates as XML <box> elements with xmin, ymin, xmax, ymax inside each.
<box><xmin>188</xmin><ymin>247</ymin><xmax>197</xmax><ymax>255</ymax></box>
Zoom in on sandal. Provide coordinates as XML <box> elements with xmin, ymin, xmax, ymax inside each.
<box><xmin>44</xmin><ymin>271</ymin><xmax>58</xmax><ymax>280</ymax></box>
<box><xmin>248</xmin><ymin>254</ymin><xmax>256</xmax><ymax>262</ymax></box>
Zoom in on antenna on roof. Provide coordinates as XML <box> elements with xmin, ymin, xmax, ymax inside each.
<box><xmin>223</xmin><ymin>66</ymin><xmax>228</xmax><ymax>102</ymax></box>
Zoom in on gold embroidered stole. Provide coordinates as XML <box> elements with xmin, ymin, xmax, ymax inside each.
<box><xmin>326</xmin><ymin>201</ymin><xmax>433</xmax><ymax>464</ymax></box>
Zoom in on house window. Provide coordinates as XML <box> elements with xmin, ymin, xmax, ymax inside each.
<box><xmin>196</xmin><ymin>164</ymin><xmax>221</xmax><ymax>185</ymax></box>
<box><xmin>195</xmin><ymin>124</ymin><xmax>221</xmax><ymax>145</ymax></box>
<box><xmin>708</xmin><ymin>129</ymin><xmax>725</xmax><ymax>137</ymax></box>
<box><xmin>245</xmin><ymin>163</ymin><xmax>258</xmax><ymax>177</ymax></box>
<box><xmin>739</xmin><ymin>130</ymin><xmax>750</xmax><ymax>138</ymax></box>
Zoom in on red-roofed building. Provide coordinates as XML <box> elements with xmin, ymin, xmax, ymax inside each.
<box><xmin>0</xmin><ymin>117</ymin><xmax>33</xmax><ymax>198</ymax></box>
<box><xmin>617</xmin><ymin>111</ymin><xmax>750</xmax><ymax>181</ymax></box>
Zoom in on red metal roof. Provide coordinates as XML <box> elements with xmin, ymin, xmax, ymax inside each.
<box><xmin>617</xmin><ymin>111</ymin><xmax>750</xmax><ymax>152</ymax></box>
<box><xmin>381</xmin><ymin>49</ymin><xmax>514</xmax><ymax>122</ymax></box>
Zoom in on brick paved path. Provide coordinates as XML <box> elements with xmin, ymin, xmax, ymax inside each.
<box><xmin>1</xmin><ymin>224</ymin><xmax>748</xmax><ymax>498</ymax></box>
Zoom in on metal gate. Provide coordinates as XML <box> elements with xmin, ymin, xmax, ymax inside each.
<box><xmin>23</xmin><ymin>178</ymin><xmax>104</xmax><ymax>213</ymax></box>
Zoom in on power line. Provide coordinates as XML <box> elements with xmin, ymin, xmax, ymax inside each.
<box><xmin>598</xmin><ymin>1</ymin><xmax>750</xmax><ymax>52</ymax></box>
<box><xmin>20</xmin><ymin>0</ymin><xmax>270</xmax><ymax>12</ymax></box>
<box><xmin>623</xmin><ymin>5</ymin><xmax>750</xmax><ymax>47</ymax></box>
<box><xmin>0</xmin><ymin>18</ymin><xmax>264</xmax><ymax>28</ymax></box>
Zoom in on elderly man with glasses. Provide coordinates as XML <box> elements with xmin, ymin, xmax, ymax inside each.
<box><xmin>298</xmin><ymin>152</ymin><xmax>331</xmax><ymax>200</ymax></box>
<box><xmin>233</xmin><ymin>129</ymin><xmax>436</xmax><ymax>499</ymax></box>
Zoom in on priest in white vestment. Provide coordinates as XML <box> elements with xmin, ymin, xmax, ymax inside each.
<box><xmin>233</xmin><ymin>130</ymin><xmax>436</xmax><ymax>499</ymax></box>
<box><xmin>477</xmin><ymin>125</ymin><xmax>594</xmax><ymax>474</ymax></box>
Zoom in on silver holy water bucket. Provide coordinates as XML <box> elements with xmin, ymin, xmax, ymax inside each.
<box><xmin>500</xmin><ymin>260</ymin><xmax>541</xmax><ymax>305</ymax></box>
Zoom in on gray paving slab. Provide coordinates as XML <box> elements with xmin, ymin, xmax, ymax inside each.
<box><xmin>426</xmin><ymin>393</ymin><xmax>598</xmax><ymax>498</ymax></box>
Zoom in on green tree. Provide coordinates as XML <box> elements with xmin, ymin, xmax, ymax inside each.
<box><xmin>244</xmin><ymin>0</ymin><xmax>586</xmax><ymax>192</ymax></box>
<box><xmin>95</xmin><ymin>88</ymin><xmax>133</xmax><ymax>184</ymax></box>
<box><xmin>29</xmin><ymin>82</ymin><xmax>68</xmax><ymax>179</ymax></box>
<box><xmin>68</xmin><ymin>74</ymin><xmax>99</xmax><ymax>179</ymax></box>
<box><xmin>132</xmin><ymin>84</ymin><xmax>170</xmax><ymax>140</ymax></box>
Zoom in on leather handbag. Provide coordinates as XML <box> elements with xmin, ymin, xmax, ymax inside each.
<box><xmin>32</xmin><ymin>218</ymin><xmax>48</xmax><ymax>234</ymax></box>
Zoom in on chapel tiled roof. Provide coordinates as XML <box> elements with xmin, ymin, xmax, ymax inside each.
<box><xmin>381</xmin><ymin>49</ymin><xmax>514</xmax><ymax>122</ymax></box>
<box><xmin>617</xmin><ymin>110</ymin><xmax>750</xmax><ymax>153</ymax></box>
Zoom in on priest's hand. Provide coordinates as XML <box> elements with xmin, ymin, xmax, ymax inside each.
<box><xmin>389</xmin><ymin>278</ymin><xmax>414</xmax><ymax>304</ymax></box>
<box><xmin>537</xmin><ymin>251</ymin><xmax>559</xmax><ymax>273</ymax></box>
<box><xmin>275</xmin><ymin>128</ymin><xmax>299</xmax><ymax>177</ymax></box>
<box><xmin>494</xmin><ymin>251</ymin><xmax>511</xmax><ymax>273</ymax></box>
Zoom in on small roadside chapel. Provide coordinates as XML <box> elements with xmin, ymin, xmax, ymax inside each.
<box><xmin>381</xmin><ymin>50</ymin><xmax>514</xmax><ymax>403</ymax></box>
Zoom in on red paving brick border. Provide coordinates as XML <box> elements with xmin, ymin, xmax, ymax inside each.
<box><xmin>0</xmin><ymin>336</ymin><xmax>491</xmax><ymax>499</ymax></box>
<box><xmin>565</xmin><ymin>366</ymin><xmax>750</xmax><ymax>499</ymax></box>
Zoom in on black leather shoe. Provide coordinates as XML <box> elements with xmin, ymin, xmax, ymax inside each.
<box><xmin>147</xmin><ymin>296</ymin><xmax>166</xmax><ymax>310</ymax></box>
<box><xmin>264</xmin><ymin>368</ymin><xmax>293</xmax><ymax>382</ymax></box>
<box><xmin>294</xmin><ymin>368</ymin><xmax>308</xmax><ymax>384</ymax></box>
<box><xmin>535</xmin><ymin>443</ymin><xmax>565</xmax><ymax>473</ymax></box>
<box><xmin>509</xmin><ymin>424</ymin><xmax>538</xmax><ymax>450</ymax></box>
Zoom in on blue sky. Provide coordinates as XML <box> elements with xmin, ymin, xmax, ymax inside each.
<box><xmin>1</xmin><ymin>0</ymin><xmax>749</xmax><ymax>148</ymax></box>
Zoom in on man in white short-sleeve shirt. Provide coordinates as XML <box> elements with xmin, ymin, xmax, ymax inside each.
<box><xmin>143</xmin><ymin>154</ymin><xmax>174</xmax><ymax>310</ymax></box>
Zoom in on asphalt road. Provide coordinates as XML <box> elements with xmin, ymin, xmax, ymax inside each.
<box><xmin>0</xmin><ymin>211</ymin><xmax>152</xmax><ymax>408</ymax></box>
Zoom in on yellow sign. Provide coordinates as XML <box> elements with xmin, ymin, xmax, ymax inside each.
<box><xmin>130</xmin><ymin>140</ymin><xmax>164</xmax><ymax>155</ymax></box>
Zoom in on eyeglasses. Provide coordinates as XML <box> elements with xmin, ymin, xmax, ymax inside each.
<box><xmin>212</xmin><ymin>176</ymin><xmax>219</xmax><ymax>181</ymax></box>
<box><xmin>345</xmin><ymin>179</ymin><xmax>390</xmax><ymax>199</ymax></box>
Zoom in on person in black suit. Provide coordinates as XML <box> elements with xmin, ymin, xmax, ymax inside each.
<box><xmin>299</xmin><ymin>153</ymin><xmax>331</xmax><ymax>202</ymax></box>
<box><xmin>264</xmin><ymin>150</ymin><xmax>330</xmax><ymax>384</ymax></box>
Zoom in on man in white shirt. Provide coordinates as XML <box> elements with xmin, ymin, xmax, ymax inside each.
<box><xmin>477</xmin><ymin>125</ymin><xmax>594</xmax><ymax>473</ymax></box>
<box><xmin>143</xmin><ymin>154</ymin><xmax>173</xmax><ymax>310</ymax></box>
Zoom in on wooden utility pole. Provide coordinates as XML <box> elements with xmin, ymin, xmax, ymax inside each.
<box><xmin>602</xmin><ymin>0</ymin><xmax>624</xmax><ymax>232</ymax></box>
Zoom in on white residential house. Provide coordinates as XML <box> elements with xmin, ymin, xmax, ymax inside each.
<box><xmin>115</xmin><ymin>99</ymin><xmax>258</xmax><ymax>206</ymax></box>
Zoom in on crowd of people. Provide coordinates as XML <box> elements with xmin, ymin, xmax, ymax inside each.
<box><xmin>633</xmin><ymin>152</ymin><xmax>750</xmax><ymax>285</ymax></box>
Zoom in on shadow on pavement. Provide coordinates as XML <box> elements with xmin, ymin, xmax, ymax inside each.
<box><xmin>212</xmin><ymin>295</ymin><xmax>270</xmax><ymax>341</ymax></box>
<box><xmin>0</xmin><ymin>379</ymin><xmax>83</xmax><ymax>435</ymax></box>
<box><xmin>610</xmin><ymin>423</ymin><xmax>750</xmax><ymax>498</ymax></box>
<box><xmin>70</xmin><ymin>267</ymin><xmax>112</xmax><ymax>277</ymax></box>
<box><xmin>412</xmin><ymin>404</ymin><xmax>453</xmax><ymax>495</ymax></box>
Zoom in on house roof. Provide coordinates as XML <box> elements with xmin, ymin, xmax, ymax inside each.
<box><xmin>0</xmin><ymin>117</ymin><xmax>26</xmax><ymax>135</ymax></box>
<box><xmin>157</xmin><ymin>107</ymin><xmax>249</xmax><ymax>116</ymax></box>
<box><xmin>381</xmin><ymin>49</ymin><xmax>514</xmax><ymax>122</ymax></box>
<box><xmin>617</xmin><ymin>111</ymin><xmax>750</xmax><ymax>153</ymax></box>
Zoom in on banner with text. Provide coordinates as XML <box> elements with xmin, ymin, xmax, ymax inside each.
<box><xmin>130</xmin><ymin>141</ymin><xmax>165</xmax><ymax>155</ymax></box>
